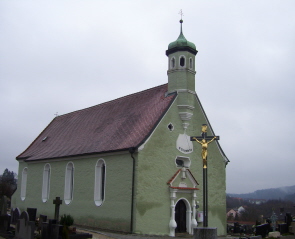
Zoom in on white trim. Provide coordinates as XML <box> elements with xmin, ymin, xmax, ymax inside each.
<box><xmin>170</xmin><ymin>56</ymin><xmax>176</xmax><ymax>69</ymax></box>
<box><xmin>189</xmin><ymin>57</ymin><xmax>193</xmax><ymax>70</ymax></box>
<box><xmin>42</xmin><ymin>163</ymin><xmax>51</xmax><ymax>203</ymax></box>
<box><xmin>177</xmin><ymin>105</ymin><xmax>195</xmax><ymax>111</ymax></box>
<box><xmin>175</xmin><ymin>156</ymin><xmax>191</xmax><ymax>168</ymax></box>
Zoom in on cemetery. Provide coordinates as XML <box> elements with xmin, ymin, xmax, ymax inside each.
<box><xmin>0</xmin><ymin>196</ymin><xmax>92</xmax><ymax>239</ymax></box>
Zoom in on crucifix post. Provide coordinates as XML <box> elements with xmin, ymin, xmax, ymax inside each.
<box><xmin>190</xmin><ymin>124</ymin><xmax>219</xmax><ymax>227</ymax></box>
<box><xmin>53</xmin><ymin>197</ymin><xmax>63</xmax><ymax>222</ymax></box>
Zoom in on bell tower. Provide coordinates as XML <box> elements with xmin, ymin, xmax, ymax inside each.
<box><xmin>166</xmin><ymin>19</ymin><xmax>198</xmax><ymax>94</ymax></box>
<box><xmin>166</xmin><ymin>19</ymin><xmax>198</xmax><ymax>131</ymax></box>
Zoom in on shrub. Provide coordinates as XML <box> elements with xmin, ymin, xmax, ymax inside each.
<box><xmin>60</xmin><ymin>214</ymin><xmax>74</xmax><ymax>227</ymax></box>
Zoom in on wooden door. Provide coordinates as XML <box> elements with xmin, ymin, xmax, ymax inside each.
<box><xmin>175</xmin><ymin>200</ymin><xmax>186</xmax><ymax>233</ymax></box>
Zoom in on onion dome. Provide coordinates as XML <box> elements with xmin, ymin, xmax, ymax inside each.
<box><xmin>166</xmin><ymin>20</ymin><xmax>197</xmax><ymax>56</ymax></box>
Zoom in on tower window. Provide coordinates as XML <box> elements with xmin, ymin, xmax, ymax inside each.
<box><xmin>171</xmin><ymin>57</ymin><xmax>175</xmax><ymax>69</ymax></box>
<box><xmin>189</xmin><ymin>58</ymin><xmax>193</xmax><ymax>69</ymax></box>
<box><xmin>180</xmin><ymin>56</ymin><xmax>185</xmax><ymax>67</ymax></box>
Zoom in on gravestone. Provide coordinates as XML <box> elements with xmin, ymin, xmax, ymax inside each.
<box><xmin>0</xmin><ymin>195</ymin><xmax>8</xmax><ymax>215</ymax></box>
<box><xmin>26</xmin><ymin>208</ymin><xmax>37</xmax><ymax>222</ymax></box>
<box><xmin>15</xmin><ymin>211</ymin><xmax>35</xmax><ymax>239</ymax></box>
<box><xmin>233</xmin><ymin>222</ymin><xmax>240</xmax><ymax>233</ymax></box>
<box><xmin>278</xmin><ymin>223</ymin><xmax>287</xmax><ymax>234</ymax></box>
<box><xmin>256</xmin><ymin>223</ymin><xmax>270</xmax><ymax>238</ymax></box>
<box><xmin>285</xmin><ymin>212</ymin><xmax>292</xmax><ymax>229</ymax></box>
<box><xmin>0</xmin><ymin>213</ymin><xmax>11</xmax><ymax>232</ymax></box>
<box><xmin>11</xmin><ymin>207</ymin><xmax>21</xmax><ymax>225</ymax></box>
<box><xmin>53</xmin><ymin>197</ymin><xmax>62</xmax><ymax>222</ymax></box>
<box><xmin>38</xmin><ymin>214</ymin><xmax>47</xmax><ymax>231</ymax></box>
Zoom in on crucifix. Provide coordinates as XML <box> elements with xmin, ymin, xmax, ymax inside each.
<box><xmin>190</xmin><ymin>124</ymin><xmax>219</xmax><ymax>227</ymax></box>
<box><xmin>53</xmin><ymin>197</ymin><xmax>63</xmax><ymax>222</ymax></box>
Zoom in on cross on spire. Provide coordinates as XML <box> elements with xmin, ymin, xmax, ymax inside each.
<box><xmin>179</xmin><ymin>9</ymin><xmax>184</xmax><ymax>20</ymax></box>
<box><xmin>178</xmin><ymin>9</ymin><xmax>184</xmax><ymax>33</ymax></box>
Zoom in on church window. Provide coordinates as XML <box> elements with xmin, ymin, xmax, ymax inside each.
<box><xmin>189</xmin><ymin>58</ymin><xmax>193</xmax><ymax>69</ymax></box>
<box><xmin>94</xmin><ymin>159</ymin><xmax>106</xmax><ymax>206</ymax></box>
<box><xmin>64</xmin><ymin>162</ymin><xmax>74</xmax><ymax>205</ymax></box>
<box><xmin>170</xmin><ymin>57</ymin><xmax>176</xmax><ymax>69</ymax></box>
<box><xmin>168</xmin><ymin>123</ymin><xmax>174</xmax><ymax>131</ymax></box>
<box><xmin>42</xmin><ymin>164</ymin><xmax>51</xmax><ymax>203</ymax></box>
<box><xmin>20</xmin><ymin>167</ymin><xmax>28</xmax><ymax>201</ymax></box>
<box><xmin>180</xmin><ymin>56</ymin><xmax>185</xmax><ymax>67</ymax></box>
<box><xmin>175</xmin><ymin>156</ymin><xmax>191</xmax><ymax>168</ymax></box>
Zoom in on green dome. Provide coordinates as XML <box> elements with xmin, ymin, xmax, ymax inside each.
<box><xmin>168</xmin><ymin>31</ymin><xmax>196</xmax><ymax>50</ymax></box>
<box><xmin>166</xmin><ymin>20</ymin><xmax>198</xmax><ymax>56</ymax></box>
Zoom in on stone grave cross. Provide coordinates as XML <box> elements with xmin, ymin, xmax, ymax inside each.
<box><xmin>53</xmin><ymin>197</ymin><xmax>62</xmax><ymax>222</ymax></box>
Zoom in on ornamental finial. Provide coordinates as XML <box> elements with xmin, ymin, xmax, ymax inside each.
<box><xmin>178</xmin><ymin>9</ymin><xmax>184</xmax><ymax>33</ymax></box>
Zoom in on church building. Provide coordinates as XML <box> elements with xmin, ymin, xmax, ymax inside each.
<box><xmin>12</xmin><ymin>20</ymin><xmax>229</xmax><ymax>237</ymax></box>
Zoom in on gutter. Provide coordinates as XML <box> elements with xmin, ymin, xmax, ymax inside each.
<box><xmin>128</xmin><ymin>147</ymin><xmax>137</xmax><ymax>234</ymax></box>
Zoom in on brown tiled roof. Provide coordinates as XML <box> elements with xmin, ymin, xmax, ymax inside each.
<box><xmin>17</xmin><ymin>84</ymin><xmax>176</xmax><ymax>161</ymax></box>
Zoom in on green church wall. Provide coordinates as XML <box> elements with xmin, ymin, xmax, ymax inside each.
<box><xmin>12</xmin><ymin>153</ymin><xmax>134</xmax><ymax>232</ymax></box>
<box><xmin>133</xmin><ymin>93</ymin><xmax>227</xmax><ymax>236</ymax></box>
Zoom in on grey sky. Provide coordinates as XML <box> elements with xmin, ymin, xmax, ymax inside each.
<box><xmin>1</xmin><ymin>1</ymin><xmax>294</xmax><ymax>194</ymax></box>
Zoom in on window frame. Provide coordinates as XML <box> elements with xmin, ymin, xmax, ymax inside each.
<box><xmin>94</xmin><ymin>159</ymin><xmax>106</xmax><ymax>206</ymax></box>
<box><xmin>64</xmin><ymin>162</ymin><xmax>74</xmax><ymax>205</ymax></box>
<box><xmin>42</xmin><ymin>163</ymin><xmax>51</xmax><ymax>203</ymax></box>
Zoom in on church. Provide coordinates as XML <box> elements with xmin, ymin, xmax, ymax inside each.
<box><xmin>11</xmin><ymin>20</ymin><xmax>229</xmax><ymax>237</ymax></box>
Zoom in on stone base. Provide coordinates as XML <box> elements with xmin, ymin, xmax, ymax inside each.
<box><xmin>193</xmin><ymin>227</ymin><xmax>217</xmax><ymax>239</ymax></box>
<box><xmin>268</xmin><ymin>231</ymin><xmax>280</xmax><ymax>238</ymax></box>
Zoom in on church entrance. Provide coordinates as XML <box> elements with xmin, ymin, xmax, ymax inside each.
<box><xmin>175</xmin><ymin>199</ymin><xmax>187</xmax><ymax>233</ymax></box>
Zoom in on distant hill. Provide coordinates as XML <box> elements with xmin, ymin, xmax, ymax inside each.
<box><xmin>228</xmin><ymin>185</ymin><xmax>295</xmax><ymax>202</ymax></box>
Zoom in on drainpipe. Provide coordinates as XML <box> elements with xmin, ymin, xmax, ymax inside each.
<box><xmin>129</xmin><ymin>147</ymin><xmax>137</xmax><ymax>234</ymax></box>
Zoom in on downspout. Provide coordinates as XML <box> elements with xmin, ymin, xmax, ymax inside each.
<box><xmin>129</xmin><ymin>147</ymin><xmax>137</xmax><ymax>234</ymax></box>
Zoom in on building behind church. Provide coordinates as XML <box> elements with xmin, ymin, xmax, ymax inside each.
<box><xmin>12</xmin><ymin>20</ymin><xmax>229</xmax><ymax>237</ymax></box>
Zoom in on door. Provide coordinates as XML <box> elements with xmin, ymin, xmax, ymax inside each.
<box><xmin>175</xmin><ymin>200</ymin><xmax>187</xmax><ymax>233</ymax></box>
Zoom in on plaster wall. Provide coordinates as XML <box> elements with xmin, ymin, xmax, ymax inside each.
<box><xmin>133</xmin><ymin>93</ymin><xmax>227</xmax><ymax>236</ymax></box>
<box><xmin>12</xmin><ymin>153</ymin><xmax>134</xmax><ymax>232</ymax></box>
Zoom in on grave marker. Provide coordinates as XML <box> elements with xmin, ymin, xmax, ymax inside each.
<box><xmin>0</xmin><ymin>196</ymin><xmax>8</xmax><ymax>215</ymax></box>
<box><xmin>53</xmin><ymin>197</ymin><xmax>62</xmax><ymax>222</ymax></box>
<box><xmin>15</xmin><ymin>211</ymin><xmax>35</xmax><ymax>239</ymax></box>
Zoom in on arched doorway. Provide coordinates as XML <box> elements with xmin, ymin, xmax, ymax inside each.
<box><xmin>175</xmin><ymin>199</ymin><xmax>187</xmax><ymax>233</ymax></box>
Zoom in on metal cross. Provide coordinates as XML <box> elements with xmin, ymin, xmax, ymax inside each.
<box><xmin>190</xmin><ymin>124</ymin><xmax>220</xmax><ymax>228</ymax></box>
<box><xmin>179</xmin><ymin>9</ymin><xmax>184</xmax><ymax>20</ymax></box>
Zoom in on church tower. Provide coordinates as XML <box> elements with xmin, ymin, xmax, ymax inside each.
<box><xmin>166</xmin><ymin>19</ymin><xmax>198</xmax><ymax>131</ymax></box>
<box><xmin>166</xmin><ymin>19</ymin><xmax>198</xmax><ymax>94</ymax></box>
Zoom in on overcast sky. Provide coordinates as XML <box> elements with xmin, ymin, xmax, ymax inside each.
<box><xmin>1</xmin><ymin>1</ymin><xmax>295</xmax><ymax>194</ymax></box>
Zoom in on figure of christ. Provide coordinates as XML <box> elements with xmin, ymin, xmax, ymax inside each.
<box><xmin>192</xmin><ymin>136</ymin><xmax>216</xmax><ymax>168</ymax></box>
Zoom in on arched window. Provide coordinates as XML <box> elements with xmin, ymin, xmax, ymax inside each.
<box><xmin>20</xmin><ymin>167</ymin><xmax>28</xmax><ymax>201</ymax></box>
<box><xmin>42</xmin><ymin>164</ymin><xmax>51</xmax><ymax>202</ymax></box>
<box><xmin>94</xmin><ymin>159</ymin><xmax>106</xmax><ymax>206</ymax></box>
<box><xmin>180</xmin><ymin>56</ymin><xmax>185</xmax><ymax>67</ymax></box>
<box><xmin>189</xmin><ymin>58</ymin><xmax>193</xmax><ymax>69</ymax></box>
<box><xmin>64</xmin><ymin>162</ymin><xmax>74</xmax><ymax>205</ymax></box>
<box><xmin>170</xmin><ymin>57</ymin><xmax>176</xmax><ymax>69</ymax></box>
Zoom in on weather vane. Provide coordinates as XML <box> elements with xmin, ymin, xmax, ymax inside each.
<box><xmin>54</xmin><ymin>112</ymin><xmax>59</xmax><ymax>117</ymax></box>
<box><xmin>179</xmin><ymin>9</ymin><xmax>184</xmax><ymax>20</ymax></box>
